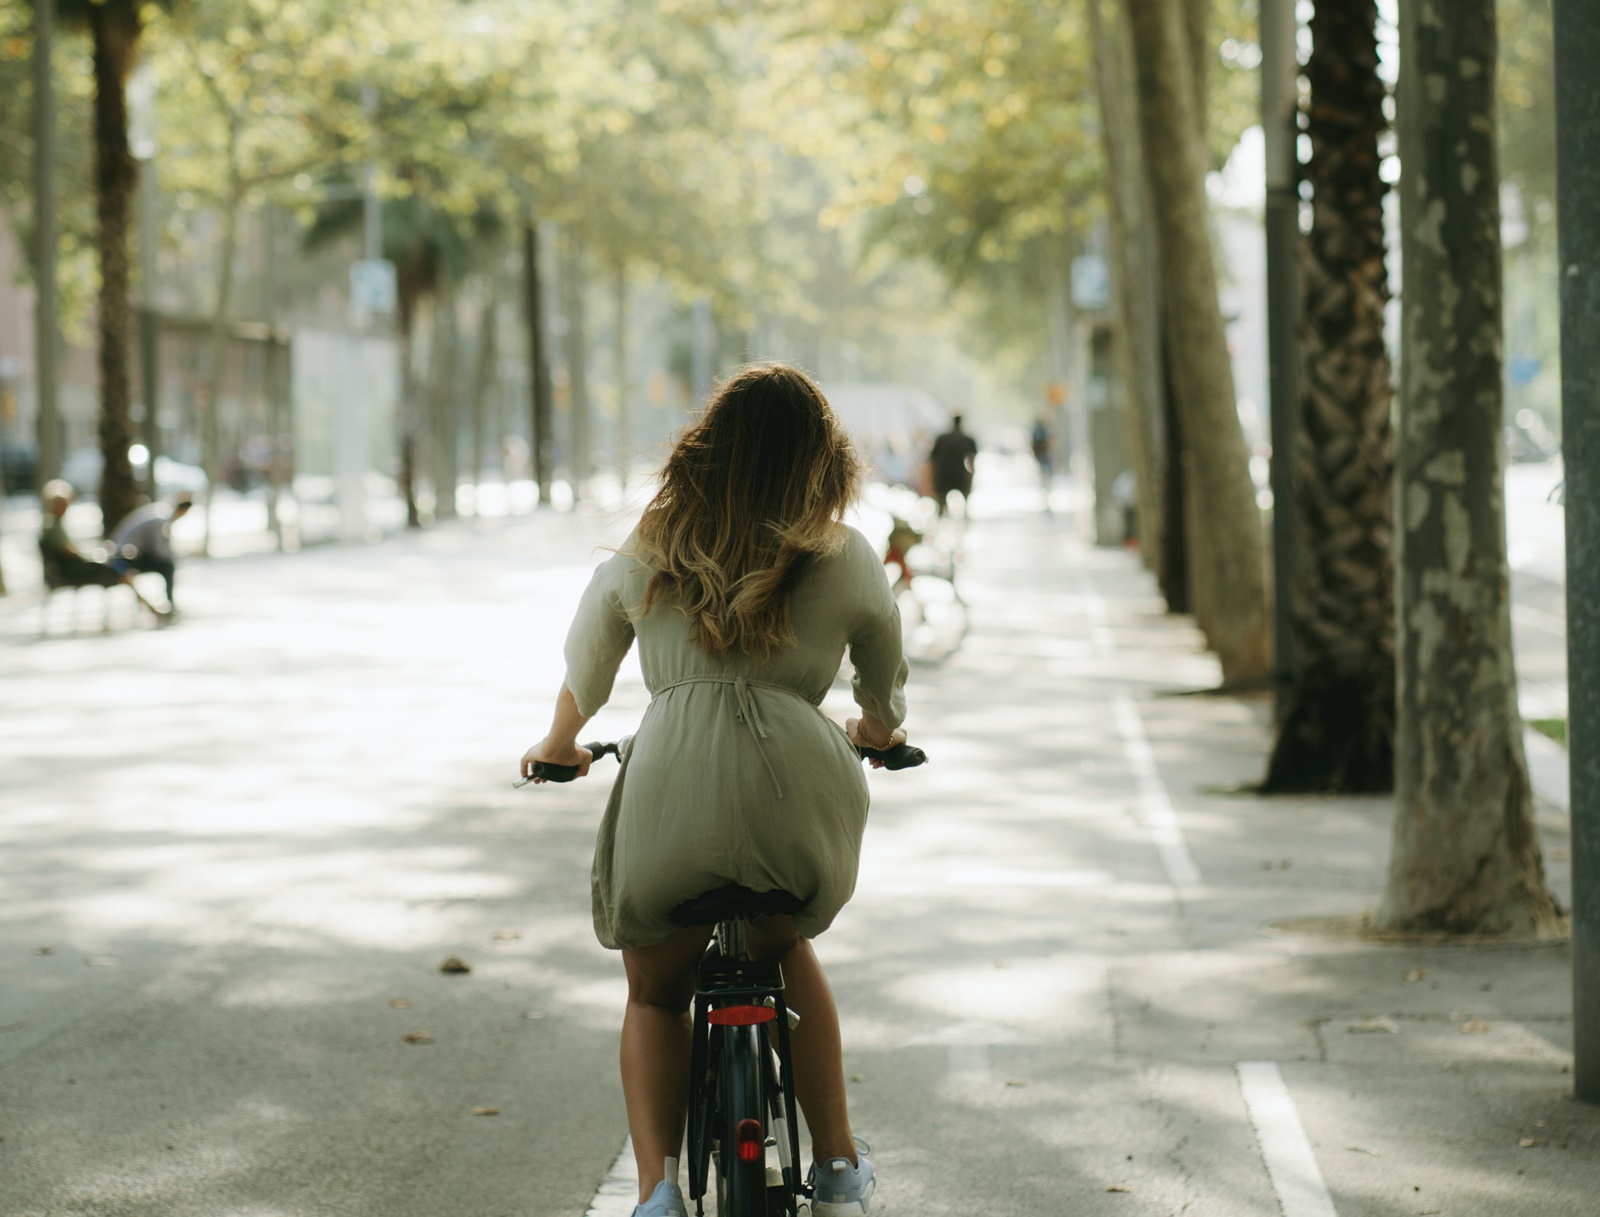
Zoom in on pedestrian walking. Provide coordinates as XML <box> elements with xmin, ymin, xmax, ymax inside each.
<box><xmin>519</xmin><ymin>363</ymin><xmax>908</xmax><ymax>1217</ymax></box>
<box><xmin>109</xmin><ymin>493</ymin><xmax>192</xmax><ymax>614</ymax></box>
<box><xmin>928</xmin><ymin>413</ymin><xmax>977</xmax><ymax>517</ymax></box>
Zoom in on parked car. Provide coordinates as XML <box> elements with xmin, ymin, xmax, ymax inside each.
<box><xmin>61</xmin><ymin>445</ymin><xmax>209</xmax><ymax>499</ymax></box>
<box><xmin>0</xmin><ymin>442</ymin><xmax>37</xmax><ymax>494</ymax></box>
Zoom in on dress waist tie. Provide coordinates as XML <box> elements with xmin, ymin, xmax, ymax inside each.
<box><xmin>655</xmin><ymin>675</ymin><xmax>788</xmax><ymax>799</ymax></box>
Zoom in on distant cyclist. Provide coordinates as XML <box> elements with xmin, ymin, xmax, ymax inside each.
<box><xmin>520</xmin><ymin>364</ymin><xmax>909</xmax><ymax>1217</ymax></box>
<box><xmin>928</xmin><ymin>412</ymin><xmax>977</xmax><ymax>517</ymax></box>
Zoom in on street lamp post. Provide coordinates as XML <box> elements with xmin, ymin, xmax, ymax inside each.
<box><xmin>1554</xmin><ymin>0</ymin><xmax>1600</xmax><ymax>1105</ymax></box>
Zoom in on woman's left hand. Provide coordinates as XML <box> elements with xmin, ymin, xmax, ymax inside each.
<box><xmin>520</xmin><ymin>737</ymin><xmax>593</xmax><ymax>783</ymax></box>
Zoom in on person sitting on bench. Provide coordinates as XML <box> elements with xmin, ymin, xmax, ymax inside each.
<box><xmin>109</xmin><ymin>492</ymin><xmax>192</xmax><ymax>613</ymax></box>
<box><xmin>39</xmin><ymin>479</ymin><xmax>165</xmax><ymax>622</ymax></box>
<box><xmin>39</xmin><ymin>480</ymin><xmax>131</xmax><ymax>591</ymax></box>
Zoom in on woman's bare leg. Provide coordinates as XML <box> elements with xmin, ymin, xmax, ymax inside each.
<box><xmin>621</xmin><ymin>926</ymin><xmax>712</xmax><ymax>1203</ymax></box>
<box><xmin>746</xmin><ymin>916</ymin><xmax>857</xmax><ymax>1165</ymax></box>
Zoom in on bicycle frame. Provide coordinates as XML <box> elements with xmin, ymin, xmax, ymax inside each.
<box><xmin>686</xmin><ymin>917</ymin><xmax>806</xmax><ymax>1217</ymax></box>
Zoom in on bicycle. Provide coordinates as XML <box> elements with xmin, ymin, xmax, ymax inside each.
<box><xmin>883</xmin><ymin>515</ymin><xmax>968</xmax><ymax>666</ymax></box>
<box><xmin>519</xmin><ymin>736</ymin><xmax>928</xmax><ymax>1216</ymax></box>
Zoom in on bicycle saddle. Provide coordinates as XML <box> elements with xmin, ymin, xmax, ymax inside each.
<box><xmin>670</xmin><ymin>883</ymin><xmax>805</xmax><ymax>927</ymax></box>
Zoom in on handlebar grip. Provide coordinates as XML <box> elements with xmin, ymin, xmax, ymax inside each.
<box><xmin>523</xmin><ymin>739</ymin><xmax>622</xmax><ymax>786</ymax></box>
<box><xmin>856</xmin><ymin>741</ymin><xmax>928</xmax><ymax>770</ymax></box>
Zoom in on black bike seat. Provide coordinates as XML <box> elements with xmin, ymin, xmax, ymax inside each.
<box><xmin>670</xmin><ymin>883</ymin><xmax>805</xmax><ymax>926</ymax></box>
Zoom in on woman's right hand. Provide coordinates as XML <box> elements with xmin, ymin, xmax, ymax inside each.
<box><xmin>520</xmin><ymin>737</ymin><xmax>593</xmax><ymax>783</ymax></box>
<box><xmin>847</xmin><ymin>716</ymin><xmax>906</xmax><ymax>760</ymax></box>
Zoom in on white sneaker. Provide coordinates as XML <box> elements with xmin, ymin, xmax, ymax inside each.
<box><xmin>808</xmin><ymin>1137</ymin><xmax>875</xmax><ymax>1215</ymax></box>
<box><xmin>631</xmin><ymin>1179</ymin><xmax>688</xmax><ymax>1217</ymax></box>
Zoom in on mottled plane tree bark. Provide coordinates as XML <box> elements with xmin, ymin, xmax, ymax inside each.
<box><xmin>1125</xmin><ymin>0</ymin><xmax>1270</xmax><ymax>684</ymax></box>
<box><xmin>1262</xmin><ymin>0</ymin><xmax>1396</xmax><ymax>793</ymax></box>
<box><xmin>1089</xmin><ymin>0</ymin><xmax>1166</xmax><ymax>585</ymax></box>
<box><xmin>1380</xmin><ymin>0</ymin><xmax>1560</xmax><ymax>935</ymax></box>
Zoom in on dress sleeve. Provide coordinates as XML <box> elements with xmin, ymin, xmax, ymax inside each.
<box><xmin>563</xmin><ymin>555</ymin><xmax>638</xmax><ymax>717</ymax></box>
<box><xmin>846</xmin><ymin>532</ymin><xmax>909</xmax><ymax>729</ymax></box>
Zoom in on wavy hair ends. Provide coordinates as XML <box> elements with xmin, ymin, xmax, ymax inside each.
<box><xmin>631</xmin><ymin>363</ymin><xmax>863</xmax><ymax>657</ymax></box>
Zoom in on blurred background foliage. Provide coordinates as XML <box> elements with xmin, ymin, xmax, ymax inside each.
<box><xmin>0</xmin><ymin>0</ymin><xmax>1562</xmax><ymax>420</ymax></box>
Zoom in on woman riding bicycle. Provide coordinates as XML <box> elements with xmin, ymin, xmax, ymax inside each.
<box><xmin>521</xmin><ymin>363</ymin><xmax>908</xmax><ymax>1217</ymax></box>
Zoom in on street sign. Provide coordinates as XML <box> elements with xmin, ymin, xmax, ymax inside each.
<box><xmin>350</xmin><ymin>259</ymin><xmax>397</xmax><ymax>318</ymax></box>
<box><xmin>1071</xmin><ymin>255</ymin><xmax>1110</xmax><ymax>312</ymax></box>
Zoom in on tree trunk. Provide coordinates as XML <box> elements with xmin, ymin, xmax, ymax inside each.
<box><xmin>200</xmin><ymin>179</ymin><xmax>243</xmax><ymax>557</ymax></box>
<box><xmin>562</xmin><ymin>232</ymin><xmax>591</xmax><ymax>497</ymax></box>
<box><xmin>89</xmin><ymin>1</ymin><xmax>142</xmax><ymax>535</ymax></box>
<box><xmin>523</xmin><ymin>223</ymin><xmax>553</xmax><ymax>506</ymax></box>
<box><xmin>470</xmin><ymin>278</ymin><xmax>498</xmax><ymax>504</ymax></box>
<box><xmin>1380</xmin><ymin>0</ymin><xmax>1560</xmax><ymax>936</ymax></box>
<box><xmin>1262</xmin><ymin>0</ymin><xmax>1396</xmax><ymax>794</ymax></box>
<box><xmin>613</xmin><ymin>257</ymin><xmax>631</xmax><ymax>491</ymax></box>
<box><xmin>1091</xmin><ymin>0</ymin><xmax>1168</xmax><ymax>583</ymax></box>
<box><xmin>397</xmin><ymin>287</ymin><xmax>424</xmax><ymax>529</ymax></box>
<box><xmin>1184</xmin><ymin>0</ymin><xmax>1212</xmax><ymax>124</ymax></box>
<box><xmin>1126</xmin><ymin>0</ymin><xmax>1269</xmax><ymax>683</ymax></box>
<box><xmin>430</xmin><ymin>294</ymin><xmax>459</xmax><ymax>521</ymax></box>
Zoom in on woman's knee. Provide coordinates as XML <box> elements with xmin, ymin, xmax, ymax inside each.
<box><xmin>622</xmin><ymin>927</ymin><xmax>708</xmax><ymax>1010</ymax></box>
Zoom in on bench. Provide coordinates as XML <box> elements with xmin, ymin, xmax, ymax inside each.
<box><xmin>39</xmin><ymin>539</ymin><xmax>164</xmax><ymax>635</ymax></box>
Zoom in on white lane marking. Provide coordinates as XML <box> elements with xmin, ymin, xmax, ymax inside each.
<box><xmin>1237</xmin><ymin>1061</ymin><xmax>1340</xmax><ymax>1217</ymax></box>
<box><xmin>1112</xmin><ymin>694</ymin><xmax>1203</xmax><ymax>888</ymax></box>
<box><xmin>1512</xmin><ymin>603</ymin><xmax>1566</xmax><ymax>635</ymax></box>
<box><xmin>586</xmin><ymin>1137</ymin><xmax>640</xmax><ymax>1217</ymax></box>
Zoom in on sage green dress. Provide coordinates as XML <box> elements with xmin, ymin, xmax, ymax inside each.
<box><xmin>565</xmin><ymin>526</ymin><xmax>908</xmax><ymax>950</ymax></box>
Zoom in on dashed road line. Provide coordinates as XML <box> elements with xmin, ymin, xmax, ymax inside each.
<box><xmin>1237</xmin><ymin>1061</ymin><xmax>1340</xmax><ymax>1217</ymax></box>
<box><xmin>1113</xmin><ymin>693</ymin><xmax>1203</xmax><ymax>888</ymax></box>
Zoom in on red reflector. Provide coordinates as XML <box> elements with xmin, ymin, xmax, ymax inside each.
<box><xmin>707</xmin><ymin>1004</ymin><xmax>777</xmax><ymax>1026</ymax></box>
<box><xmin>735</xmin><ymin>1118</ymin><xmax>763</xmax><ymax>1162</ymax></box>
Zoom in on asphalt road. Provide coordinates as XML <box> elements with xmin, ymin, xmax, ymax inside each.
<box><xmin>2</xmin><ymin>476</ymin><xmax>1594</xmax><ymax>1217</ymax></box>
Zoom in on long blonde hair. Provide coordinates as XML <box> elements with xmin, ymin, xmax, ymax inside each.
<box><xmin>631</xmin><ymin>363</ymin><xmax>862</xmax><ymax>657</ymax></box>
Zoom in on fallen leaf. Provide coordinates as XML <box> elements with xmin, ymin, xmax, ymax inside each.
<box><xmin>523</xmin><ymin>1010</ymin><xmax>546</xmax><ymax>1020</ymax></box>
<box><xmin>1348</xmin><ymin>1017</ymin><xmax>1400</xmax><ymax>1034</ymax></box>
<box><xmin>1106</xmin><ymin>1185</ymin><xmax>1130</xmax><ymax>1193</ymax></box>
<box><xmin>32</xmin><ymin>947</ymin><xmax>54</xmax><ymax>956</ymax></box>
<box><xmin>1403</xmin><ymin>969</ymin><xmax>1427</xmax><ymax>983</ymax></box>
<box><xmin>1005</xmin><ymin>1079</ymin><xmax>1028</xmax><ymax>1087</ymax></box>
<box><xmin>1347</xmin><ymin>1146</ymin><xmax>1381</xmax><ymax>1157</ymax></box>
<box><xmin>403</xmin><ymin>1031</ymin><xmax>435</xmax><ymax>1045</ymax></box>
<box><xmin>390</xmin><ymin>998</ymin><xmax>411</xmax><ymax>1009</ymax></box>
<box><xmin>470</xmin><ymin>1106</ymin><xmax>500</xmax><ymax>1116</ymax></box>
<box><xmin>1518</xmin><ymin>1138</ymin><xmax>1546</xmax><ymax>1148</ymax></box>
<box><xmin>849</xmin><ymin>1074</ymin><xmax>865</xmax><ymax>1083</ymax></box>
<box><xmin>439</xmin><ymin>956</ymin><xmax>472</xmax><ymax>974</ymax></box>
<box><xmin>1460</xmin><ymin>1019</ymin><xmax>1491</xmax><ymax>1035</ymax></box>
<box><xmin>490</xmin><ymin>930</ymin><xmax>521</xmax><ymax>942</ymax></box>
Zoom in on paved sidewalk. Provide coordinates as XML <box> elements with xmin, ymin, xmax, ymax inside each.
<box><xmin>0</xmin><ymin>492</ymin><xmax>1593</xmax><ymax>1216</ymax></box>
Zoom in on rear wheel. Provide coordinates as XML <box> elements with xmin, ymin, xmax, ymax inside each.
<box><xmin>713</xmin><ymin>1025</ymin><xmax>767</xmax><ymax>1216</ymax></box>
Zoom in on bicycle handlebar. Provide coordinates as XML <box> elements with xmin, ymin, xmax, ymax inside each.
<box><xmin>515</xmin><ymin>735</ymin><xmax>926</xmax><ymax>787</ymax></box>
<box><xmin>855</xmin><ymin>740</ymin><xmax>928</xmax><ymax>769</ymax></box>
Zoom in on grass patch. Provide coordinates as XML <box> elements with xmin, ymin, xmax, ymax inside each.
<box><xmin>1529</xmin><ymin>717</ymin><xmax>1567</xmax><ymax>749</ymax></box>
